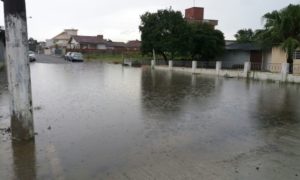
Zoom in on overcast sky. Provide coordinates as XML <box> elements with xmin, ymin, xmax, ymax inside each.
<box><xmin>0</xmin><ymin>0</ymin><xmax>299</xmax><ymax>42</ymax></box>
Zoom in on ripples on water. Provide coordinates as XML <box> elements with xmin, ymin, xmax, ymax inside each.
<box><xmin>0</xmin><ymin>63</ymin><xmax>300</xmax><ymax>179</ymax></box>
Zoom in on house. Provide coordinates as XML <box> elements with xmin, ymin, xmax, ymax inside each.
<box><xmin>107</xmin><ymin>41</ymin><xmax>127</xmax><ymax>51</ymax></box>
<box><xmin>219</xmin><ymin>41</ymin><xmax>262</xmax><ymax>69</ymax></box>
<box><xmin>45</xmin><ymin>29</ymin><xmax>78</xmax><ymax>55</ymax></box>
<box><xmin>69</xmin><ymin>35</ymin><xmax>107</xmax><ymax>50</ymax></box>
<box><xmin>262</xmin><ymin>46</ymin><xmax>300</xmax><ymax>73</ymax></box>
<box><xmin>68</xmin><ymin>35</ymin><xmax>127</xmax><ymax>52</ymax></box>
<box><xmin>219</xmin><ymin>41</ymin><xmax>300</xmax><ymax>73</ymax></box>
<box><xmin>185</xmin><ymin>7</ymin><xmax>218</xmax><ymax>28</ymax></box>
<box><xmin>126</xmin><ymin>40</ymin><xmax>141</xmax><ymax>51</ymax></box>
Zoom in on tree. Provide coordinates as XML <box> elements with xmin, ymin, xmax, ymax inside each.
<box><xmin>234</xmin><ymin>29</ymin><xmax>255</xmax><ymax>43</ymax></box>
<box><xmin>257</xmin><ymin>4</ymin><xmax>300</xmax><ymax>72</ymax></box>
<box><xmin>139</xmin><ymin>8</ymin><xmax>189</xmax><ymax>62</ymax></box>
<box><xmin>188</xmin><ymin>23</ymin><xmax>225</xmax><ymax>60</ymax></box>
<box><xmin>28</xmin><ymin>37</ymin><xmax>38</xmax><ymax>52</ymax></box>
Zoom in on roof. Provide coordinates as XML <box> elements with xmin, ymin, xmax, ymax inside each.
<box><xmin>72</xmin><ymin>36</ymin><xmax>106</xmax><ymax>44</ymax></box>
<box><xmin>107</xmin><ymin>41</ymin><xmax>126</xmax><ymax>47</ymax></box>
<box><xmin>52</xmin><ymin>29</ymin><xmax>78</xmax><ymax>40</ymax></box>
<box><xmin>226</xmin><ymin>42</ymin><xmax>261</xmax><ymax>51</ymax></box>
<box><xmin>127</xmin><ymin>40</ymin><xmax>141</xmax><ymax>48</ymax></box>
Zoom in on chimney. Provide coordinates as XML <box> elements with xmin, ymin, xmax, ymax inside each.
<box><xmin>97</xmin><ymin>35</ymin><xmax>103</xmax><ymax>40</ymax></box>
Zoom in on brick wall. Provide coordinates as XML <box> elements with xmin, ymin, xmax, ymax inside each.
<box><xmin>185</xmin><ymin>7</ymin><xmax>204</xmax><ymax>21</ymax></box>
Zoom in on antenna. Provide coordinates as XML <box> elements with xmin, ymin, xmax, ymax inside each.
<box><xmin>193</xmin><ymin>0</ymin><xmax>195</xmax><ymax>7</ymax></box>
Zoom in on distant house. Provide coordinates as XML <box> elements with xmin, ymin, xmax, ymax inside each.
<box><xmin>126</xmin><ymin>40</ymin><xmax>141</xmax><ymax>51</ymax></box>
<box><xmin>107</xmin><ymin>41</ymin><xmax>127</xmax><ymax>50</ymax></box>
<box><xmin>69</xmin><ymin>35</ymin><xmax>107</xmax><ymax>50</ymax></box>
<box><xmin>68</xmin><ymin>35</ymin><xmax>127</xmax><ymax>52</ymax></box>
<box><xmin>45</xmin><ymin>29</ymin><xmax>78</xmax><ymax>55</ymax></box>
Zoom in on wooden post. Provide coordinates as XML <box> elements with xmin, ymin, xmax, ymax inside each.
<box><xmin>3</xmin><ymin>0</ymin><xmax>34</xmax><ymax>140</ymax></box>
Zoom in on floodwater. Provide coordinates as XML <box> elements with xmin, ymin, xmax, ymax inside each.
<box><xmin>1</xmin><ymin>61</ymin><xmax>300</xmax><ymax>180</ymax></box>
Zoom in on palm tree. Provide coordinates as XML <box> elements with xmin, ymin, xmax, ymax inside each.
<box><xmin>257</xmin><ymin>4</ymin><xmax>300</xmax><ymax>73</ymax></box>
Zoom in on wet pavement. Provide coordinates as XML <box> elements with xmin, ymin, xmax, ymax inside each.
<box><xmin>1</xmin><ymin>56</ymin><xmax>300</xmax><ymax>179</ymax></box>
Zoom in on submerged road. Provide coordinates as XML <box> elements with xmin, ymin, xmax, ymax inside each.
<box><xmin>35</xmin><ymin>54</ymin><xmax>67</xmax><ymax>64</ymax></box>
<box><xmin>0</xmin><ymin>56</ymin><xmax>300</xmax><ymax>179</ymax></box>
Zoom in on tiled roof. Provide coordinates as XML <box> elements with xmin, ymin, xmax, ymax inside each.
<box><xmin>126</xmin><ymin>40</ymin><xmax>141</xmax><ymax>48</ymax></box>
<box><xmin>226</xmin><ymin>42</ymin><xmax>261</xmax><ymax>51</ymax></box>
<box><xmin>72</xmin><ymin>36</ymin><xmax>107</xmax><ymax>44</ymax></box>
<box><xmin>107</xmin><ymin>41</ymin><xmax>126</xmax><ymax>47</ymax></box>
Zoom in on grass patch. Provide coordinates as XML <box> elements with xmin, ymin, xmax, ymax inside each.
<box><xmin>84</xmin><ymin>54</ymin><xmax>124</xmax><ymax>63</ymax></box>
<box><xmin>83</xmin><ymin>52</ymin><xmax>153</xmax><ymax>64</ymax></box>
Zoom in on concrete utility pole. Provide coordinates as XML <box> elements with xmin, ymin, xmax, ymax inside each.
<box><xmin>3</xmin><ymin>0</ymin><xmax>34</xmax><ymax>140</ymax></box>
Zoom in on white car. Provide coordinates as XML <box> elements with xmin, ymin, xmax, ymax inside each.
<box><xmin>28</xmin><ymin>51</ymin><xmax>36</xmax><ymax>62</ymax></box>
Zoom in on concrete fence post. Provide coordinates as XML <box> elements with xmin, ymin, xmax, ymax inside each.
<box><xmin>192</xmin><ymin>61</ymin><xmax>197</xmax><ymax>73</ymax></box>
<box><xmin>216</xmin><ymin>61</ymin><xmax>222</xmax><ymax>75</ymax></box>
<box><xmin>151</xmin><ymin>60</ymin><xmax>156</xmax><ymax>69</ymax></box>
<box><xmin>244</xmin><ymin>61</ymin><xmax>251</xmax><ymax>77</ymax></box>
<box><xmin>4</xmin><ymin>0</ymin><xmax>34</xmax><ymax>140</ymax></box>
<box><xmin>281</xmin><ymin>63</ymin><xmax>290</xmax><ymax>82</ymax></box>
<box><xmin>168</xmin><ymin>60</ymin><xmax>173</xmax><ymax>70</ymax></box>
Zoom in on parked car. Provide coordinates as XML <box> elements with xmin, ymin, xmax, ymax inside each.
<box><xmin>28</xmin><ymin>51</ymin><xmax>36</xmax><ymax>62</ymax></box>
<box><xmin>64</xmin><ymin>52</ymin><xmax>72</xmax><ymax>61</ymax></box>
<box><xmin>69</xmin><ymin>52</ymin><xmax>84</xmax><ymax>62</ymax></box>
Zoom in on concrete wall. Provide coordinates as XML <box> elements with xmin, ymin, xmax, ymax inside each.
<box><xmin>44</xmin><ymin>48</ymin><xmax>51</xmax><ymax>55</ymax></box>
<box><xmin>293</xmin><ymin>59</ymin><xmax>300</xmax><ymax>74</ymax></box>
<box><xmin>97</xmin><ymin>44</ymin><xmax>107</xmax><ymax>50</ymax></box>
<box><xmin>272</xmin><ymin>47</ymin><xmax>286</xmax><ymax>63</ymax></box>
<box><xmin>262</xmin><ymin>49</ymin><xmax>272</xmax><ymax>70</ymax></box>
<box><xmin>154</xmin><ymin>63</ymin><xmax>300</xmax><ymax>84</ymax></box>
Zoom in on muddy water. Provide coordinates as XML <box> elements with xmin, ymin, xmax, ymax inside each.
<box><xmin>1</xmin><ymin>62</ymin><xmax>300</xmax><ymax>180</ymax></box>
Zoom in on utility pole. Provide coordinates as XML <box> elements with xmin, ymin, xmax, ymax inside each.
<box><xmin>3</xmin><ymin>0</ymin><xmax>34</xmax><ymax>140</ymax></box>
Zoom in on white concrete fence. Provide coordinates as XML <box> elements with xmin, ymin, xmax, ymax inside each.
<box><xmin>152</xmin><ymin>60</ymin><xmax>293</xmax><ymax>82</ymax></box>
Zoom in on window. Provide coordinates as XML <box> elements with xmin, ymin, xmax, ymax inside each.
<box><xmin>294</xmin><ymin>51</ymin><xmax>300</xmax><ymax>59</ymax></box>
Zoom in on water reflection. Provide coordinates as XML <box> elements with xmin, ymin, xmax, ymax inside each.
<box><xmin>141</xmin><ymin>69</ymin><xmax>217</xmax><ymax>113</ymax></box>
<box><xmin>253</xmin><ymin>83</ymin><xmax>300</xmax><ymax>127</ymax></box>
<box><xmin>1</xmin><ymin>63</ymin><xmax>300</xmax><ymax>179</ymax></box>
<box><xmin>12</xmin><ymin>140</ymin><xmax>37</xmax><ymax>180</ymax></box>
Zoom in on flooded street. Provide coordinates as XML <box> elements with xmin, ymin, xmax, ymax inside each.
<box><xmin>1</xmin><ymin>57</ymin><xmax>300</xmax><ymax>179</ymax></box>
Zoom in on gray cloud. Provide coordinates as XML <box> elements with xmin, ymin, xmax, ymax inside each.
<box><xmin>0</xmin><ymin>0</ymin><xmax>299</xmax><ymax>42</ymax></box>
